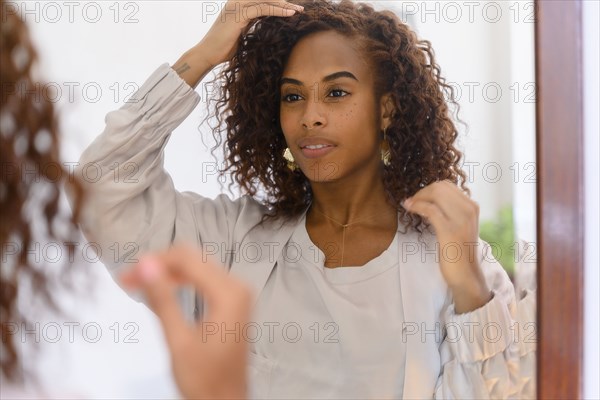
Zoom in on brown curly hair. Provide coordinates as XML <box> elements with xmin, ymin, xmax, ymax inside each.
<box><xmin>0</xmin><ymin>0</ymin><xmax>84</xmax><ymax>383</ymax></box>
<box><xmin>203</xmin><ymin>0</ymin><xmax>468</xmax><ymax>231</ymax></box>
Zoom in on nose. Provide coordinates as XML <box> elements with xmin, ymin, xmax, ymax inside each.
<box><xmin>301</xmin><ymin>98</ymin><xmax>327</xmax><ymax>130</ymax></box>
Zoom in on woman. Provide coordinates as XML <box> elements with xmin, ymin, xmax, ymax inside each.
<box><xmin>71</xmin><ymin>0</ymin><xmax>519</xmax><ymax>398</ymax></box>
<box><xmin>0</xmin><ymin>1</ymin><xmax>250</xmax><ymax>398</ymax></box>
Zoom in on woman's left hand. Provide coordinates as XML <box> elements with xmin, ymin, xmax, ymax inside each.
<box><xmin>402</xmin><ymin>180</ymin><xmax>493</xmax><ymax>313</ymax></box>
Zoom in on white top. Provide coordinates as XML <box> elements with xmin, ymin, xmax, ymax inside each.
<box><xmin>68</xmin><ymin>62</ymin><xmax>528</xmax><ymax>399</ymax></box>
<box><xmin>250</xmin><ymin>208</ymin><xmax>406</xmax><ymax>399</ymax></box>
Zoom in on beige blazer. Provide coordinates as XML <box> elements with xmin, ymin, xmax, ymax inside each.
<box><xmin>70</xmin><ymin>63</ymin><xmax>521</xmax><ymax>399</ymax></box>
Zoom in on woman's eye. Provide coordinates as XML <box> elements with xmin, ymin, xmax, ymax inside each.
<box><xmin>282</xmin><ymin>93</ymin><xmax>302</xmax><ymax>102</ymax></box>
<box><xmin>328</xmin><ymin>89</ymin><xmax>348</xmax><ymax>98</ymax></box>
<box><xmin>281</xmin><ymin>89</ymin><xmax>348</xmax><ymax>103</ymax></box>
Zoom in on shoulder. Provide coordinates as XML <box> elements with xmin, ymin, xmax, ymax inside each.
<box><xmin>180</xmin><ymin>192</ymin><xmax>297</xmax><ymax>236</ymax></box>
<box><xmin>187</xmin><ymin>192</ymin><xmax>267</xmax><ymax>216</ymax></box>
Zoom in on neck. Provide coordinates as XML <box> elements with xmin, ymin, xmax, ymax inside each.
<box><xmin>307</xmin><ymin>163</ymin><xmax>397</xmax><ymax>227</ymax></box>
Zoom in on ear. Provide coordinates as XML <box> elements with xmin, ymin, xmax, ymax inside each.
<box><xmin>379</xmin><ymin>93</ymin><xmax>396</xmax><ymax>130</ymax></box>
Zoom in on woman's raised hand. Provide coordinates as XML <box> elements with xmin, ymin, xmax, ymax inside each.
<box><xmin>200</xmin><ymin>0</ymin><xmax>304</xmax><ymax>67</ymax></box>
<box><xmin>402</xmin><ymin>181</ymin><xmax>493</xmax><ymax>314</ymax></box>
<box><xmin>173</xmin><ymin>1</ymin><xmax>303</xmax><ymax>89</ymax></box>
<box><xmin>120</xmin><ymin>244</ymin><xmax>254</xmax><ymax>399</ymax></box>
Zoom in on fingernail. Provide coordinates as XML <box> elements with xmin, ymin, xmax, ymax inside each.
<box><xmin>402</xmin><ymin>197</ymin><xmax>413</xmax><ymax>208</ymax></box>
<box><xmin>138</xmin><ymin>257</ymin><xmax>161</xmax><ymax>283</ymax></box>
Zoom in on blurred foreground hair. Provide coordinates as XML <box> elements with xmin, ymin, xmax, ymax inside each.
<box><xmin>0</xmin><ymin>0</ymin><xmax>84</xmax><ymax>382</ymax></box>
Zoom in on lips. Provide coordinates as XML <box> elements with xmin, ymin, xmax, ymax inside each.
<box><xmin>299</xmin><ymin>144</ymin><xmax>336</xmax><ymax>159</ymax></box>
<box><xmin>297</xmin><ymin>137</ymin><xmax>337</xmax><ymax>149</ymax></box>
<box><xmin>302</xmin><ymin>144</ymin><xmax>334</xmax><ymax>150</ymax></box>
<box><xmin>296</xmin><ymin>137</ymin><xmax>337</xmax><ymax>159</ymax></box>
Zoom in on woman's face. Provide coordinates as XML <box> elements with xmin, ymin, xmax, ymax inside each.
<box><xmin>279</xmin><ymin>30</ymin><xmax>390</xmax><ymax>183</ymax></box>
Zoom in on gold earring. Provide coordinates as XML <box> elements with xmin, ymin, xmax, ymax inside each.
<box><xmin>283</xmin><ymin>147</ymin><xmax>299</xmax><ymax>171</ymax></box>
<box><xmin>381</xmin><ymin>127</ymin><xmax>391</xmax><ymax>166</ymax></box>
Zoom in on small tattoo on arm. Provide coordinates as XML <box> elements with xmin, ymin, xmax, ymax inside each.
<box><xmin>175</xmin><ymin>63</ymin><xmax>191</xmax><ymax>74</ymax></box>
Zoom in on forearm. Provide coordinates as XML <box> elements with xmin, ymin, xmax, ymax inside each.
<box><xmin>450</xmin><ymin>275</ymin><xmax>493</xmax><ymax>314</ymax></box>
<box><xmin>72</xmin><ymin>64</ymin><xmax>201</xmax><ymax>270</ymax></box>
<box><xmin>172</xmin><ymin>43</ymin><xmax>216</xmax><ymax>90</ymax></box>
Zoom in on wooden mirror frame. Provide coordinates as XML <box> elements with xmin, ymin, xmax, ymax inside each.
<box><xmin>535</xmin><ymin>0</ymin><xmax>584</xmax><ymax>398</ymax></box>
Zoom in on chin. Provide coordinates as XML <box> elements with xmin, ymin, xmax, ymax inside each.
<box><xmin>304</xmin><ymin>175</ymin><xmax>339</xmax><ymax>184</ymax></box>
<box><xmin>300</xmin><ymin>160</ymin><xmax>341</xmax><ymax>182</ymax></box>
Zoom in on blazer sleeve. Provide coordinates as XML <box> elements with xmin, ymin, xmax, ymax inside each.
<box><xmin>433</xmin><ymin>239</ymin><xmax>521</xmax><ymax>399</ymax></box>
<box><xmin>66</xmin><ymin>63</ymin><xmax>248</xmax><ymax>314</ymax></box>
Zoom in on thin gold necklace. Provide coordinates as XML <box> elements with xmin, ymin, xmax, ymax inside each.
<box><xmin>311</xmin><ymin>206</ymin><xmax>397</xmax><ymax>268</ymax></box>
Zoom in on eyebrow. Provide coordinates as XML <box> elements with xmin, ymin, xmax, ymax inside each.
<box><xmin>280</xmin><ymin>71</ymin><xmax>359</xmax><ymax>87</ymax></box>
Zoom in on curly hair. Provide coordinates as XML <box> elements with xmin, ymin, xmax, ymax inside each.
<box><xmin>0</xmin><ymin>0</ymin><xmax>84</xmax><ymax>383</ymax></box>
<box><xmin>204</xmin><ymin>0</ymin><xmax>468</xmax><ymax>232</ymax></box>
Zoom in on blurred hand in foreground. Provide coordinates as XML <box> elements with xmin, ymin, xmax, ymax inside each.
<box><xmin>120</xmin><ymin>245</ymin><xmax>253</xmax><ymax>399</ymax></box>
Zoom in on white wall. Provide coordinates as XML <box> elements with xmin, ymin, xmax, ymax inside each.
<box><xmin>410</xmin><ymin>1</ymin><xmax>536</xmax><ymax>231</ymax></box>
<box><xmin>24</xmin><ymin>1</ymin><xmax>226</xmax><ymax>199</ymax></box>
<box><xmin>583</xmin><ymin>0</ymin><xmax>600</xmax><ymax>398</ymax></box>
